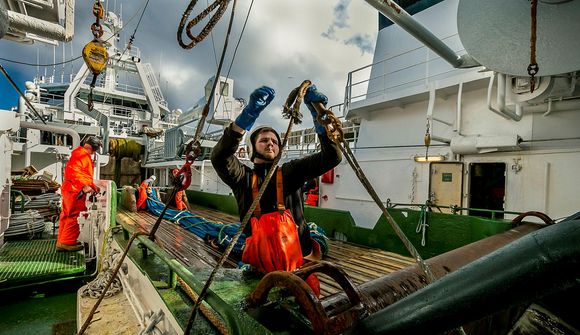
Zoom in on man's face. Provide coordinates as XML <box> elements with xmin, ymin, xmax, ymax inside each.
<box><xmin>254</xmin><ymin>131</ymin><xmax>279</xmax><ymax>162</ymax></box>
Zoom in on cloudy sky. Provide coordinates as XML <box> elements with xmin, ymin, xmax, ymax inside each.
<box><xmin>0</xmin><ymin>0</ymin><xmax>378</xmax><ymax>131</ymax></box>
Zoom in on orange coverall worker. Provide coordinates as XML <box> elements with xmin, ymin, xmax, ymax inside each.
<box><xmin>171</xmin><ymin>169</ymin><xmax>188</xmax><ymax>210</ymax></box>
<box><xmin>137</xmin><ymin>176</ymin><xmax>156</xmax><ymax>210</ymax></box>
<box><xmin>174</xmin><ymin>190</ymin><xmax>187</xmax><ymax>210</ymax></box>
<box><xmin>57</xmin><ymin>146</ymin><xmax>98</xmax><ymax>246</ymax></box>
<box><xmin>305</xmin><ymin>186</ymin><xmax>319</xmax><ymax>206</ymax></box>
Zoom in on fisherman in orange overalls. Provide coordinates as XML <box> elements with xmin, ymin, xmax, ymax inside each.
<box><xmin>171</xmin><ymin>169</ymin><xmax>190</xmax><ymax>211</ymax></box>
<box><xmin>56</xmin><ymin>136</ymin><xmax>102</xmax><ymax>252</ymax></box>
<box><xmin>211</xmin><ymin>85</ymin><xmax>341</xmax><ymax>296</ymax></box>
<box><xmin>304</xmin><ymin>179</ymin><xmax>319</xmax><ymax>207</ymax></box>
<box><xmin>137</xmin><ymin>175</ymin><xmax>156</xmax><ymax>210</ymax></box>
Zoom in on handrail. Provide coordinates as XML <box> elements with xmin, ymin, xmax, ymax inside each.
<box><xmin>120</xmin><ymin>227</ymin><xmax>244</xmax><ymax>334</ymax></box>
<box><xmin>386</xmin><ymin>202</ymin><xmax>523</xmax><ymax>220</ymax></box>
<box><xmin>343</xmin><ymin>33</ymin><xmax>478</xmax><ymax>116</ymax></box>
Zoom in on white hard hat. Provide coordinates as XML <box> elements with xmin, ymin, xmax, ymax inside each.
<box><xmin>150</xmin><ymin>175</ymin><xmax>156</xmax><ymax>181</ymax></box>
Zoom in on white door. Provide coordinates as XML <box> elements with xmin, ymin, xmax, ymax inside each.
<box><xmin>429</xmin><ymin>162</ymin><xmax>464</xmax><ymax>213</ymax></box>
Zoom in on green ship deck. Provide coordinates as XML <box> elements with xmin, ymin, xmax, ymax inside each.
<box><xmin>116</xmin><ymin>205</ymin><xmax>415</xmax><ymax>297</ymax></box>
<box><xmin>0</xmin><ymin>239</ymin><xmax>86</xmax><ymax>290</ymax></box>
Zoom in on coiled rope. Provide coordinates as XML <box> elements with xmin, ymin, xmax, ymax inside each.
<box><xmin>177</xmin><ymin>0</ymin><xmax>231</xmax><ymax>49</ymax></box>
<box><xmin>80</xmin><ymin>229</ymin><xmax>123</xmax><ymax>299</ymax></box>
<box><xmin>415</xmin><ymin>202</ymin><xmax>429</xmax><ymax>247</ymax></box>
<box><xmin>5</xmin><ymin>210</ymin><xmax>45</xmax><ymax>237</ymax></box>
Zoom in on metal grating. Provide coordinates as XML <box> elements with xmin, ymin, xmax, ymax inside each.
<box><xmin>0</xmin><ymin>239</ymin><xmax>85</xmax><ymax>287</ymax></box>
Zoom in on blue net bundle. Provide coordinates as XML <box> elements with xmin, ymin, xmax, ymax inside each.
<box><xmin>145</xmin><ymin>189</ymin><xmax>246</xmax><ymax>256</ymax></box>
<box><xmin>144</xmin><ymin>188</ymin><xmax>330</xmax><ymax>259</ymax></box>
<box><xmin>308</xmin><ymin>222</ymin><xmax>329</xmax><ymax>256</ymax></box>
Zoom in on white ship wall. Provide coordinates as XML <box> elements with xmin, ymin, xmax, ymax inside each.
<box><xmin>0</xmin><ymin>110</ymin><xmax>19</xmax><ymax>247</ymax></box>
<box><xmin>326</xmin><ymin>0</ymin><xmax>580</xmax><ymax>227</ymax></box>
<box><xmin>329</xmin><ymin>82</ymin><xmax>580</xmax><ymax>227</ymax></box>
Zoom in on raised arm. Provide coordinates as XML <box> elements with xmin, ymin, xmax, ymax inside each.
<box><xmin>210</xmin><ymin>124</ymin><xmax>247</xmax><ymax>187</ymax></box>
<box><xmin>211</xmin><ymin>86</ymin><xmax>276</xmax><ymax>186</ymax></box>
<box><xmin>282</xmin><ymin>85</ymin><xmax>342</xmax><ymax>191</ymax></box>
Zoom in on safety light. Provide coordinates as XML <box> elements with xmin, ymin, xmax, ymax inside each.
<box><xmin>414</xmin><ymin>155</ymin><xmax>446</xmax><ymax>163</ymax></box>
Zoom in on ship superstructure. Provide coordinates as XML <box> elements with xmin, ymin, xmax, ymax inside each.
<box><xmin>313</xmin><ymin>0</ymin><xmax>580</xmax><ymax>227</ymax></box>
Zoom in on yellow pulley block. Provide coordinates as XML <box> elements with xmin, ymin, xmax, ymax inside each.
<box><xmin>424</xmin><ymin>133</ymin><xmax>431</xmax><ymax>147</ymax></box>
<box><xmin>82</xmin><ymin>40</ymin><xmax>108</xmax><ymax>75</ymax></box>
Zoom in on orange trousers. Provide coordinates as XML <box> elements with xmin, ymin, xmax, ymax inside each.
<box><xmin>57</xmin><ymin>190</ymin><xmax>87</xmax><ymax>245</ymax></box>
<box><xmin>137</xmin><ymin>181</ymin><xmax>148</xmax><ymax>210</ymax></box>
<box><xmin>174</xmin><ymin>190</ymin><xmax>187</xmax><ymax>210</ymax></box>
<box><xmin>242</xmin><ymin>210</ymin><xmax>320</xmax><ymax>296</ymax></box>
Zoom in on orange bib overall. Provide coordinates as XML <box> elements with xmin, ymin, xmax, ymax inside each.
<box><xmin>242</xmin><ymin>168</ymin><xmax>320</xmax><ymax>296</ymax></box>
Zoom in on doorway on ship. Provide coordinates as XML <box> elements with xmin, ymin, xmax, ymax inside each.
<box><xmin>429</xmin><ymin>162</ymin><xmax>464</xmax><ymax>213</ymax></box>
<box><xmin>468</xmin><ymin>162</ymin><xmax>506</xmax><ymax>219</ymax></box>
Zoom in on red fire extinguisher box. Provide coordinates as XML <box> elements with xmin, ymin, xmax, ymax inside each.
<box><xmin>321</xmin><ymin>168</ymin><xmax>334</xmax><ymax>184</ymax></box>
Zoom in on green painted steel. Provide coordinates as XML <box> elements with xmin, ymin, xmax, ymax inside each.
<box><xmin>182</xmin><ymin>191</ymin><xmax>513</xmax><ymax>258</ymax></box>
<box><xmin>186</xmin><ymin>190</ymin><xmax>239</xmax><ymax>216</ymax></box>
<box><xmin>0</xmin><ymin>289</ymin><xmax>77</xmax><ymax>335</ymax></box>
<box><xmin>118</xmin><ymin>224</ymin><xmax>270</xmax><ymax>334</ymax></box>
<box><xmin>0</xmin><ymin>239</ymin><xmax>85</xmax><ymax>288</ymax></box>
<box><xmin>304</xmin><ymin>206</ymin><xmax>512</xmax><ymax>259</ymax></box>
<box><xmin>109</xmin><ymin>181</ymin><xmax>118</xmax><ymax>227</ymax></box>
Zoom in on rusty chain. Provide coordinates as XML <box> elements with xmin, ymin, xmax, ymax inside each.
<box><xmin>527</xmin><ymin>0</ymin><xmax>539</xmax><ymax>93</ymax></box>
<box><xmin>91</xmin><ymin>1</ymin><xmax>104</xmax><ymax>39</ymax></box>
<box><xmin>311</xmin><ymin>102</ymin><xmax>437</xmax><ymax>284</ymax></box>
<box><xmin>87</xmin><ymin>0</ymin><xmax>106</xmax><ymax>111</ymax></box>
<box><xmin>177</xmin><ymin>0</ymin><xmax>231</xmax><ymax>49</ymax></box>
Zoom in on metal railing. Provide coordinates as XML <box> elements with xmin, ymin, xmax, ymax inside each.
<box><xmin>282</xmin><ymin>121</ymin><xmax>360</xmax><ymax>158</ymax></box>
<box><xmin>344</xmin><ymin>33</ymin><xmax>472</xmax><ymax>113</ymax></box>
<box><xmin>387</xmin><ymin>201</ymin><xmax>523</xmax><ymax>220</ymax></box>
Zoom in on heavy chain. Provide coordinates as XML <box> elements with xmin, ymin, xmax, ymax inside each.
<box><xmin>91</xmin><ymin>1</ymin><xmax>104</xmax><ymax>39</ymax></box>
<box><xmin>86</xmin><ymin>0</ymin><xmax>106</xmax><ymax>111</ymax></box>
<box><xmin>424</xmin><ymin>118</ymin><xmax>431</xmax><ymax>159</ymax></box>
<box><xmin>177</xmin><ymin>0</ymin><xmax>230</xmax><ymax>49</ymax></box>
<box><xmin>310</xmin><ymin>103</ymin><xmax>436</xmax><ymax>284</ymax></box>
<box><xmin>527</xmin><ymin>0</ymin><xmax>539</xmax><ymax>93</ymax></box>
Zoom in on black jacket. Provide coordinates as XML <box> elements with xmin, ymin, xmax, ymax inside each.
<box><xmin>210</xmin><ymin>124</ymin><xmax>342</xmax><ymax>256</ymax></box>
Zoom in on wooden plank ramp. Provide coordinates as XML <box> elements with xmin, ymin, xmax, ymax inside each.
<box><xmin>116</xmin><ymin>205</ymin><xmax>415</xmax><ymax>298</ymax></box>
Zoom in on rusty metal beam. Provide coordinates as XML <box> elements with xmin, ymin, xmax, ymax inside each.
<box><xmin>351</xmin><ymin>219</ymin><xmax>580</xmax><ymax>335</ymax></box>
<box><xmin>321</xmin><ymin>223</ymin><xmax>543</xmax><ymax>315</ymax></box>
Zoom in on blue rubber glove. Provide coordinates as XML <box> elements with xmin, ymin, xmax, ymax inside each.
<box><xmin>234</xmin><ymin>86</ymin><xmax>275</xmax><ymax>130</ymax></box>
<box><xmin>304</xmin><ymin>85</ymin><xmax>328</xmax><ymax>135</ymax></box>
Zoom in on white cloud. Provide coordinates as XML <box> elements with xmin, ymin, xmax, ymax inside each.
<box><xmin>0</xmin><ymin>0</ymin><xmax>378</xmax><ymax>132</ymax></box>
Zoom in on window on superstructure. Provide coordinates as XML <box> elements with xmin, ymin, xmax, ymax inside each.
<box><xmin>219</xmin><ymin>82</ymin><xmax>229</xmax><ymax>97</ymax></box>
<box><xmin>304</xmin><ymin>128</ymin><xmax>316</xmax><ymax>145</ymax></box>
